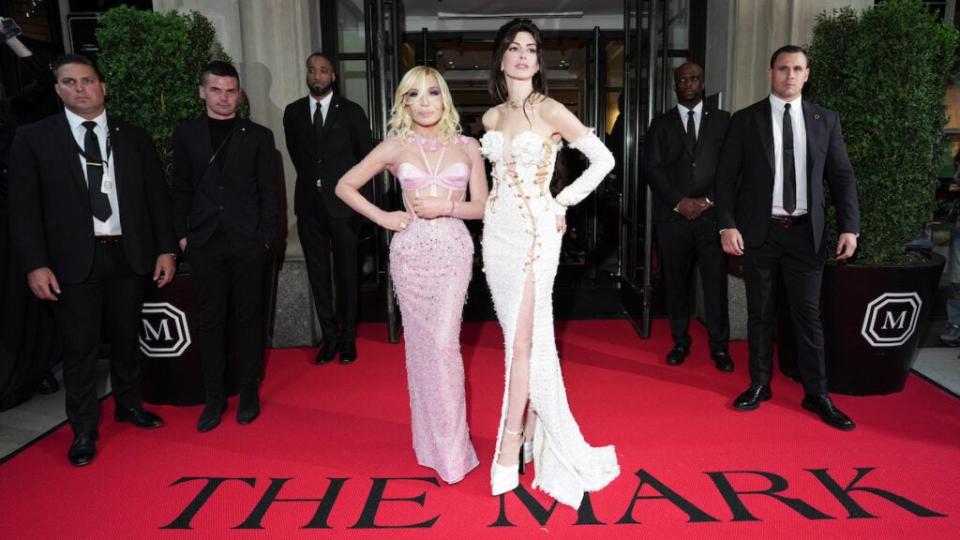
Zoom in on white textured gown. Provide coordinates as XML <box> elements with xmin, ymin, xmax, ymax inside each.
<box><xmin>479</xmin><ymin>129</ymin><xmax>619</xmax><ymax>509</ymax></box>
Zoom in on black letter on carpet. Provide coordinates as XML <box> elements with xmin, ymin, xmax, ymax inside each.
<box><xmin>161</xmin><ymin>477</ymin><xmax>256</xmax><ymax>529</ymax></box>
<box><xmin>233</xmin><ymin>477</ymin><xmax>349</xmax><ymax>529</ymax></box>
<box><xmin>706</xmin><ymin>470</ymin><xmax>833</xmax><ymax>521</ymax></box>
<box><xmin>490</xmin><ymin>486</ymin><xmax>602</xmax><ymax>527</ymax></box>
<box><xmin>808</xmin><ymin>468</ymin><xmax>947</xmax><ymax>518</ymax></box>
<box><xmin>616</xmin><ymin>469</ymin><xmax>719</xmax><ymax>524</ymax></box>
<box><xmin>350</xmin><ymin>477</ymin><xmax>440</xmax><ymax>529</ymax></box>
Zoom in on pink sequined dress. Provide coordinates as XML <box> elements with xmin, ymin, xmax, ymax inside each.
<box><xmin>388</xmin><ymin>136</ymin><xmax>479</xmax><ymax>484</ymax></box>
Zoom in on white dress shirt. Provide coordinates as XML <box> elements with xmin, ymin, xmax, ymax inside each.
<box><xmin>65</xmin><ymin>108</ymin><xmax>122</xmax><ymax>235</ymax></box>
<box><xmin>769</xmin><ymin>94</ymin><xmax>808</xmax><ymax>216</ymax></box>
<box><xmin>309</xmin><ymin>92</ymin><xmax>333</xmax><ymax>125</ymax></box>
<box><xmin>677</xmin><ymin>101</ymin><xmax>703</xmax><ymax>139</ymax></box>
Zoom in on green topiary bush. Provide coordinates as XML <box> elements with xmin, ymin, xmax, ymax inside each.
<box><xmin>806</xmin><ymin>0</ymin><xmax>959</xmax><ymax>264</ymax></box>
<box><xmin>95</xmin><ymin>6</ymin><xmax>233</xmax><ymax>177</ymax></box>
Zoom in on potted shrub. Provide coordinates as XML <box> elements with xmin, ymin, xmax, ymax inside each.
<box><xmin>779</xmin><ymin>0</ymin><xmax>959</xmax><ymax>394</ymax></box>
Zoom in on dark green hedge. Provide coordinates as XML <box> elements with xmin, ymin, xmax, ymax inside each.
<box><xmin>806</xmin><ymin>0</ymin><xmax>959</xmax><ymax>264</ymax></box>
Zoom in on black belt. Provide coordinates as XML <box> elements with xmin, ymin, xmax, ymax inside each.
<box><xmin>770</xmin><ymin>214</ymin><xmax>809</xmax><ymax>228</ymax></box>
<box><xmin>95</xmin><ymin>235</ymin><xmax>123</xmax><ymax>243</ymax></box>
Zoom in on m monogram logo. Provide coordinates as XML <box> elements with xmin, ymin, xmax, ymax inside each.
<box><xmin>860</xmin><ymin>292</ymin><xmax>921</xmax><ymax>348</ymax></box>
<box><xmin>139</xmin><ymin>302</ymin><xmax>192</xmax><ymax>357</ymax></box>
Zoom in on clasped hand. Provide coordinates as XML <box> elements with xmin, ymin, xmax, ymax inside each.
<box><xmin>410</xmin><ymin>196</ymin><xmax>450</xmax><ymax>219</ymax></box>
<box><xmin>676</xmin><ymin>197</ymin><xmax>711</xmax><ymax>220</ymax></box>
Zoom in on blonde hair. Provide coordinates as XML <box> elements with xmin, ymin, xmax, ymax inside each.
<box><xmin>387</xmin><ymin>66</ymin><xmax>461</xmax><ymax>142</ymax></box>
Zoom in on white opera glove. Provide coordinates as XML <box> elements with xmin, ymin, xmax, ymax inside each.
<box><xmin>552</xmin><ymin>130</ymin><xmax>615</xmax><ymax>215</ymax></box>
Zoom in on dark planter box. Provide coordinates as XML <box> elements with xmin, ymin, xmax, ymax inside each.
<box><xmin>779</xmin><ymin>251</ymin><xmax>945</xmax><ymax>395</ymax></box>
<box><xmin>138</xmin><ymin>270</ymin><xmax>240</xmax><ymax>406</ymax></box>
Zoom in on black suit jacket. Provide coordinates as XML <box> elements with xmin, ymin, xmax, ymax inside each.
<box><xmin>171</xmin><ymin>116</ymin><xmax>279</xmax><ymax>249</ymax></box>
<box><xmin>645</xmin><ymin>105</ymin><xmax>730</xmax><ymax>224</ymax></box>
<box><xmin>9</xmin><ymin>112</ymin><xmax>175</xmax><ymax>284</ymax></box>
<box><xmin>715</xmin><ymin>97</ymin><xmax>860</xmax><ymax>252</ymax></box>
<box><xmin>283</xmin><ymin>94</ymin><xmax>374</xmax><ymax>219</ymax></box>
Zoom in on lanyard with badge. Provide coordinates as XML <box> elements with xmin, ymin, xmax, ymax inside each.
<box><xmin>75</xmin><ymin>128</ymin><xmax>114</xmax><ymax>195</ymax></box>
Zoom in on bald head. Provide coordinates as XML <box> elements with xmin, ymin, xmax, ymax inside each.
<box><xmin>674</xmin><ymin>62</ymin><xmax>704</xmax><ymax>108</ymax></box>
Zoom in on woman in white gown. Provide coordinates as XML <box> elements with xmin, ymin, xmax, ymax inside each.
<box><xmin>479</xmin><ymin>18</ymin><xmax>619</xmax><ymax>509</ymax></box>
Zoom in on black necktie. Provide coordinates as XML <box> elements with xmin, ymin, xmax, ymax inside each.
<box><xmin>686</xmin><ymin>109</ymin><xmax>697</xmax><ymax>147</ymax></box>
<box><xmin>313</xmin><ymin>101</ymin><xmax>323</xmax><ymax>133</ymax></box>
<box><xmin>82</xmin><ymin>121</ymin><xmax>112</xmax><ymax>221</ymax></box>
<box><xmin>782</xmin><ymin>103</ymin><xmax>796</xmax><ymax>214</ymax></box>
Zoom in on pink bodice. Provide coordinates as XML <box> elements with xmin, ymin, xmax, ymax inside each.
<box><xmin>396</xmin><ymin>161</ymin><xmax>470</xmax><ymax>192</ymax></box>
<box><xmin>394</xmin><ymin>138</ymin><xmax>471</xmax><ymax>216</ymax></box>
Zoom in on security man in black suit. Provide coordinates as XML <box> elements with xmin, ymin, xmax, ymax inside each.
<box><xmin>9</xmin><ymin>54</ymin><xmax>176</xmax><ymax>466</ymax></box>
<box><xmin>282</xmin><ymin>52</ymin><xmax>374</xmax><ymax>365</ymax></box>
<box><xmin>645</xmin><ymin>62</ymin><xmax>733</xmax><ymax>372</ymax></box>
<box><xmin>172</xmin><ymin>61</ymin><xmax>278</xmax><ymax>433</ymax></box>
<box><xmin>716</xmin><ymin>45</ymin><xmax>860</xmax><ymax>430</ymax></box>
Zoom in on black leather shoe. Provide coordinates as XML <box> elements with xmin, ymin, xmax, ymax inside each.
<box><xmin>711</xmin><ymin>351</ymin><xmax>735</xmax><ymax>372</ymax></box>
<box><xmin>339</xmin><ymin>339</ymin><xmax>358</xmax><ymax>364</ymax></box>
<box><xmin>315</xmin><ymin>338</ymin><xmax>339</xmax><ymax>364</ymax></box>
<box><xmin>68</xmin><ymin>433</ymin><xmax>97</xmax><ymax>467</ymax></box>
<box><xmin>197</xmin><ymin>401</ymin><xmax>227</xmax><ymax>433</ymax></box>
<box><xmin>36</xmin><ymin>371</ymin><xmax>59</xmax><ymax>395</ymax></box>
<box><xmin>237</xmin><ymin>393</ymin><xmax>260</xmax><ymax>425</ymax></box>
<box><xmin>802</xmin><ymin>394</ymin><xmax>856</xmax><ymax>431</ymax></box>
<box><xmin>114</xmin><ymin>407</ymin><xmax>164</xmax><ymax>429</ymax></box>
<box><xmin>733</xmin><ymin>384</ymin><xmax>772</xmax><ymax>411</ymax></box>
<box><xmin>666</xmin><ymin>344</ymin><xmax>689</xmax><ymax>366</ymax></box>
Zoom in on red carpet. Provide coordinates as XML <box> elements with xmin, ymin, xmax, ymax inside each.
<box><xmin>2</xmin><ymin>319</ymin><xmax>959</xmax><ymax>539</ymax></box>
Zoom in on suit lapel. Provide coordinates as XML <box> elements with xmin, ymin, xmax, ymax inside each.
<box><xmin>753</xmin><ymin>99</ymin><xmax>775</xmax><ymax>174</ymax></box>
<box><xmin>697</xmin><ymin>107</ymin><xmax>713</xmax><ymax>154</ymax></box>
<box><xmin>220</xmin><ymin>119</ymin><xmax>249</xmax><ymax>179</ymax></box>
<box><xmin>199</xmin><ymin>116</ymin><xmax>215</xmax><ymax>161</ymax></box>
<box><xmin>320</xmin><ymin>95</ymin><xmax>341</xmax><ymax>138</ymax></box>
<box><xmin>106</xmin><ymin>117</ymin><xmax>125</xmax><ymax>197</ymax></box>
<box><xmin>803</xmin><ymin>101</ymin><xmax>826</xmax><ymax>175</ymax></box>
<box><xmin>54</xmin><ymin>113</ymin><xmax>89</xmax><ymax>195</ymax></box>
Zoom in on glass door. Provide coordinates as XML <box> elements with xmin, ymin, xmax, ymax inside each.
<box><xmin>364</xmin><ymin>0</ymin><xmax>405</xmax><ymax>342</ymax></box>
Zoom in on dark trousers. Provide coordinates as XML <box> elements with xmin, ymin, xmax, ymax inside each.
<box><xmin>742</xmin><ymin>220</ymin><xmax>828</xmax><ymax>396</ymax></box>
<box><xmin>656</xmin><ymin>215</ymin><xmax>729</xmax><ymax>352</ymax></box>
<box><xmin>297</xmin><ymin>210</ymin><xmax>360</xmax><ymax>341</ymax></box>
<box><xmin>54</xmin><ymin>239</ymin><xmax>145</xmax><ymax>436</ymax></box>
<box><xmin>188</xmin><ymin>229</ymin><xmax>267</xmax><ymax>402</ymax></box>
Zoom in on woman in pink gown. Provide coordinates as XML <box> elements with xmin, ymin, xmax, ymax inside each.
<box><xmin>336</xmin><ymin>66</ymin><xmax>488</xmax><ymax>484</ymax></box>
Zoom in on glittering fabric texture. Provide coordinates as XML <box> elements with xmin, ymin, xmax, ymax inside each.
<box><xmin>389</xmin><ymin>147</ymin><xmax>479</xmax><ymax>484</ymax></box>
<box><xmin>479</xmin><ymin>129</ymin><xmax>619</xmax><ymax>509</ymax></box>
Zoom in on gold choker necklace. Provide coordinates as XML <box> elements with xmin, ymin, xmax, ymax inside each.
<box><xmin>508</xmin><ymin>95</ymin><xmax>532</xmax><ymax>110</ymax></box>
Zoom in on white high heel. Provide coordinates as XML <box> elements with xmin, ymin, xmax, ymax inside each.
<box><xmin>523</xmin><ymin>440</ymin><xmax>534</xmax><ymax>465</ymax></box>
<box><xmin>491</xmin><ymin>428</ymin><xmax>523</xmax><ymax>496</ymax></box>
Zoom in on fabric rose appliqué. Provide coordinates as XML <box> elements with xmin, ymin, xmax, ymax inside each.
<box><xmin>479</xmin><ymin>131</ymin><xmax>503</xmax><ymax>162</ymax></box>
<box><xmin>511</xmin><ymin>131</ymin><xmax>546</xmax><ymax>167</ymax></box>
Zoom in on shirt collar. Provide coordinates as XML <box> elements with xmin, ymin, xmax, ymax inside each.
<box><xmin>315</xmin><ymin>92</ymin><xmax>333</xmax><ymax>110</ymax></box>
<box><xmin>65</xmin><ymin>107</ymin><xmax>107</xmax><ymax>131</ymax></box>
<box><xmin>769</xmin><ymin>93</ymin><xmax>802</xmax><ymax>113</ymax></box>
<box><xmin>677</xmin><ymin>101</ymin><xmax>703</xmax><ymax>117</ymax></box>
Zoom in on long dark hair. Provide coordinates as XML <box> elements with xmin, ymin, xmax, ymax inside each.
<box><xmin>488</xmin><ymin>18</ymin><xmax>548</xmax><ymax>106</ymax></box>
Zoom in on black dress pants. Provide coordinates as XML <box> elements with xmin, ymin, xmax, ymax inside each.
<box><xmin>297</xmin><ymin>210</ymin><xmax>360</xmax><ymax>341</ymax></box>
<box><xmin>54</xmin><ymin>238</ymin><xmax>145</xmax><ymax>436</ymax></box>
<box><xmin>656</xmin><ymin>214</ymin><xmax>729</xmax><ymax>352</ymax></box>
<box><xmin>742</xmin><ymin>220</ymin><xmax>828</xmax><ymax>396</ymax></box>
<box><xmin>188</xmin><ymin>229</ymin><xmax>267</xmax><ymax>402</ymax></box>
